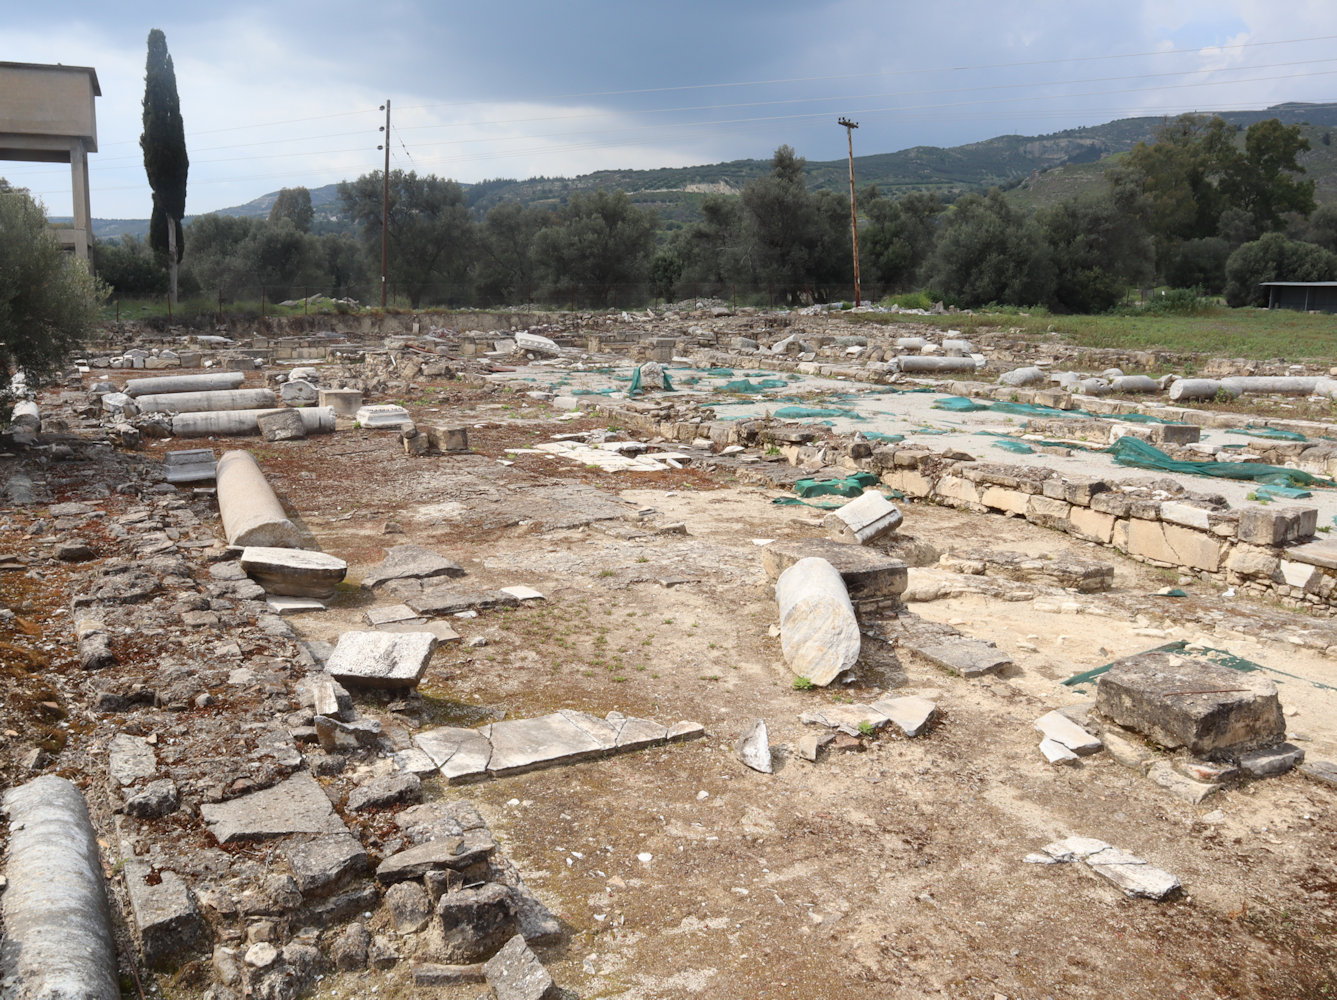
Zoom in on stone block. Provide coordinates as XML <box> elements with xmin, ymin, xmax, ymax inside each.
<box><xmin>284</xmin><ymin>834</ymin><xmax>369</xmax><ymax>895</ymax></box>
<box><xmin>326</xmin><ymin>631</ymin><xmax>437</xmax><ymax>690</ymax></box>
<box><xmin>1239</xmin><ymin>743</ymin><xmax>1304</xmax><ymax>778</ymax></box>
<box><xmin>1225</xmin><ymin>544</ymin><xmax>1280</xmax><ymax>579</ymax></box>
<box><xmin>1068</xmin><ymin>506</ymin><xmax>1116</xmax><ymax>544</ymax></box>
<box><xmin>355</xmin><ymin>404</ymin><xmax>413</xmax><ymax>430</ymax></box>
<box><xmin>436</xmin><ymin>884</ymin><xmax>520</xmax><ymax>964</ymax></box>
<box><xmin>1238</xmin><ymin>505</ymin><xmax>1319</xmax><ymax>546</ymax></box>
<box><xmin>822</xmin><ymin>491</ymin><xmax>903</xmax><ymax>545</ymax></box>
<box><xmin>869</xmin><ymin>695</ymin><xmax>937</xmax><ymax>737</ymax></box>
<box><xmin>979</xmin><ymin>486</ymin><xmax>1029</xmax><ymax>516</ymax></box>
<box><xmin>1025</xmin><ymin>495</ymin><xmax>1071</xmax><ymax>530</ymax></box>
<box><xmin>427</xmin><ymin>425</ymin><xmax>470</xmax><ymax>452</ymax></box>
<box><xmin>124</xmin><ymin>862</ymin><xmax>205</xmax><ymax>968</ymax></box>
<box><xmin>1094</xmin><ymin>649</ymin><xmax>1285</xmax><ymax>757</ymax></box>
<box><xmin>1034</xmin><ymin>710</ymin><xmax>1102</xmax><ymax>754</ymax></box>
<box><xmin>1280</xmin><ymin>560</ymin><xmax>1321</xmax><ymax>591</ymax></box>
<box><xmin>881</xmin><ymin>468</ymin><xmax>933</xmax><ymax>497</ymax></box>
<box><xmin>318</xmin><ymin>389</ymin><xmax>363</xmax><ymax>417</ymax></box>
<box><xmin>1159</xmin><ymin>501</ymin><xmax>1211</xmax><ymax>530</ymax></box>
<box><xmin>935</xmin><ymin>475</ymin><xmax>980</xmax><ymax>507</ymax></box>
<box><xmin>484</xmin><ymin>934</ymin><xmax>556</xmax><ymax>1000</ymax></box>
<box><xmin>240</xmin><ymin>547</ymin><xmax>347</xmax><ymax>598</ymax></box>
<box><xmin>1284</xmin><ymin>537</ymin><xmax>1337</xmax><ymax>570</ymax></box>
<box><xmin>761</xmin><ymin>538</ymin><xmax>907</xmax><ymax>603</ymax></box>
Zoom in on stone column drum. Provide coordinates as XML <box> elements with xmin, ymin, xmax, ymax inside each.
<box><xmin>216</xmin><ymin>449</ymin><xmax>302</xmax><ymax>548</ymax></box>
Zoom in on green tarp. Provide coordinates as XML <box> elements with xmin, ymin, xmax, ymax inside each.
<box><xmin>793</xmin><ymin>471</ymin><xmax>880</xmax><ymax>498</ymax></box>
<box><xmin>628</xmin><ymin>366</ymin><xmax>675</xmax><ymax>396</ymax></box>
<box><xmin>1104</xmin><ymin>436</ymin><xmax>1332</xmax><ymax>489</ymax></box>
<box><xmin>773</xmin><ymin>406</ymin><xmax>864</xmax><ymax>421</ymax></box>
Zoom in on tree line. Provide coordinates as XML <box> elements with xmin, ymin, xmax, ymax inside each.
<box><xmin>95</xmin><ymin>114</ymin><xmax>1337</xmax><ymax>313</ymax></box>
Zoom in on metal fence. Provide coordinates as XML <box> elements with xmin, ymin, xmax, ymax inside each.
<box><xmin>103</xmin><ymin>281</ymin><xmax>889</xmax><ymax>325</ymax></box>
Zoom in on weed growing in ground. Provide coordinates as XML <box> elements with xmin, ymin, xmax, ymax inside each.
<box><xmin>792</xmin><ymin>676</ymin><xmax>814</xmax><ymax>690</ymax></box>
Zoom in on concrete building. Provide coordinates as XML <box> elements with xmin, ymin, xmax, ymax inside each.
<box><xmin>0</xmin><ymin>61</ymin><xmax>101</xmax><ymax>262</ymax></box>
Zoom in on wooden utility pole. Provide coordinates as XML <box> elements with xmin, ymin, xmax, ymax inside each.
<box><xmin>838</xmin><ymin>117</ymin><xmax>862</xmax><ymax>307</ymax></box>
<box><xmin>379</xmin><ymin>100</ymin><xmax>391</xmax><ymax>308</ymax></box>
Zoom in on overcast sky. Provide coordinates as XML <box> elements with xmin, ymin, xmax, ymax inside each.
<box><xmin>6</xmin><ymin>0</ymin><xmax>1337</xmax><ymax>219</ymax></box>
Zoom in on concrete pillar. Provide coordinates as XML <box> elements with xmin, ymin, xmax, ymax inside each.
<box><xmin>0</xmin><ymin>776</ymin><xmax>119</xmax><ymax>1000</ymax></box>
<box><xmin>123</xmin><ymin>371</ymin><xmax>245</xmax><ymax>397</ymax></box>
<box><xmin>133</xmin><ymin>388</ymin><xmax>276</xmax><ymax>413</ymax></box>
<box><xmin>70</xmin><ymin>139</ymin><xmax>93</xmax><ymax>263</ymax></box>
<box><xmin>216</xmin><ymin>449</ymin><xmax>302</xmax><ymax>547</ymax></box>
<box><xmin>171</xmin><ymin>406</ymin><xmax>335</xmax><ymax>438</ymax></box>
<box><xmin>775</xmin><ymin>557</ymin><xmax>861</xmax><ymax>687</ymax></box>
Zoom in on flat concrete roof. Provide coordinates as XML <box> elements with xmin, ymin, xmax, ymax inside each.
<box><xmin>0</xmin><ymin>61</ymin><xmax>100</xmax><ymax>96</ymax></box>
<box><xmin>1259</xmin><ymin>281</ymin><xmax>1337</xmax><ymax>287</ymax></box>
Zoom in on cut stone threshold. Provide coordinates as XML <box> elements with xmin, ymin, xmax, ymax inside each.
<box><xmin>415</xmin><ymin>710</ymin><xmax>705</xmax><ymax>784</ymax></box>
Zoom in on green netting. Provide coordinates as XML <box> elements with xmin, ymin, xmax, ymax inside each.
<box><xmin>1062</xmin><ymin>639</ymin><xmax>1337</xmax><ymax>693</ymax></box>
<box><xmin>773</xmin><ymin>406</ymin><xmax>864</xmax><ymax>421</ymax></box>
<box><xmin>793</xmin><ymin>471</ymin><xmax>879</xmax><ymax>498</ymax></box>
<box><xmin>771</xmin><ymin>496</ymin><xmax>846</xmax><ymax>509</ymax></box>
<box><xmin>572</xmin><ymin>388</ymin><xmax>617</xmax><ymax>396</ymax></box>
<box><xmin>1104</xmin><ymin>436</ymin><xmax>1332</xmax><ymax>488</ymax></box>
<box><xmin>720</xmin><ymin>378</ymin><xmax>789</xmax><ymax>393</ymax></box>
<box><xmin>628</xmin><ymin>366</ymin><xmax>675</xmax><ymax>396</ymax></box>
<box><xmin>991</xmin><ymin>439</ymin><xmax>1035</xmax><ymax>454</ymax></box>
<box><xmin>934</xmin><ymin>396</ymin><xmax>990</xmax><ymax>412</ymax></box>
<box><xmin>702</xmin><ymin>367</ymin><xmax>736</xmax><ymax>376</ymax></box>
<box><xmin>863</xmin><ymin>432</ymin><xmax>905</xmax><ymax>443</ymax></box>
<box><xmin>1227</xmin><ymin>426</ymin><xmax>1309</xmax><ymax>442</ymax></box>
<box><xmin>1252</xmin><ymin>484</ymin><xmax>1313</xmax><ymax>500</ymax></box>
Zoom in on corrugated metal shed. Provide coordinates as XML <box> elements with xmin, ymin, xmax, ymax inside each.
<box><xmin>1260</xmin><ymin>281</ymin><xmax>1337</xmax><ymax>314</ymax></box>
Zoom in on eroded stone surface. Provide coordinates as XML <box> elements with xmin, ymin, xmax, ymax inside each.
<box><xmin>905</xmin><ymin>639</ymin><xmax>1012</xmax><ymax>677</ymax></box>
<box><xmin>200</xmin><ymin>773</ymin><xmax>348</xmax><ymax>844</ymax></box>
<box><xmin>775</xmin><ymin>557</ymin><xmax>861</xmax><ymax>687</ymax></box>
<box><xmin>326</xmin><ymin>631</ymin><xmax>438</xmax><ymax>690</ymax></box>
<box><xmin>1094</xmin><ymin>650</ymin><xmax>1284</xmax><ymax>757</ymax></box>
<box><xmin>361</xmin><ymin>545</ymin><xmax>465</xmax><ymax>588</ymax></box>
<box><xmin>482</xmin><ymin>714</ymin><xmax>605</xmax><ymax>776</ymax></box>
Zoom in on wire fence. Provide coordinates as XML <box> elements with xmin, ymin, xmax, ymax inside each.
<box><xmin>101</xmin><ymin>281</ymin><xmax>895</xmax><ymax>326</ymax></box>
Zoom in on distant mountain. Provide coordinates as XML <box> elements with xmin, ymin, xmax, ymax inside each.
<box><xmin>82</xmin><ymin>102</ymin><xmax>1337</xmax><ymax>240</ymax></box>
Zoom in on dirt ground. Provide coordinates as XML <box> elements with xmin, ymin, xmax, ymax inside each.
<box><xmin>3</xmin><ymin>368</ymin><xmax>1337</xmax><ymax>1000</ymax></box>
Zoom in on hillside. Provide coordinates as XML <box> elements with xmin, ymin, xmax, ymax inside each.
<box><xmin>83</xmin><ymin>101</ymin><xmax>1337</xmax><ymax>239</ymax></box>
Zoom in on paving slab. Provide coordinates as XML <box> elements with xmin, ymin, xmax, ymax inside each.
<box><xmin>1040</xmin><ymin>738</ymin><xmax>1079</xmax><ymax>764</ymax></box>
<box><xmin>366</xmin><ymin>603</ymin><xmax>420</xmax><ymax>626</ymax></box>
<box><xmin>482</xmin><ymin>713</ymin><xmax>607</xmax><ymax>776</ymax></box>
<box><xmin>123</xmin><ymin>862</ymin><xmax>205</xmax><ymax>967</ymax></box>
<box><xmin>408</xmin><ymin>584</ymin><xmax>520</xmax><ymax>616</ymax></box>
<box><xmin>1094</xmin><ymin>649</ymin><xmax>1284</xmax><ymax>756</ymax></box>
<box><xmin>200</xmin><ymin>772</ymin><xmax>349</xmax><ymax>844</ymax></box>
<box><xmin>326</xmin><ymin>631</ymin><xmax>438</xmax><ymax>690</ymax></box>
<box><xmin>416</xmin><ymin>727</ymin><xmax>493</xmax><ymax>784</ymax></box>
<box><xmin>162</xmin><ymin>448</ymin><xmax>217</xmax><ymax>484</ymax></box>
<box><xmin>798</xmin><ymin>703</ymin><xmax>890</xmax><ymax>737</ymax></box>
<box><xmin>1147</xmin><ymin>760</ymin><xmax>1219</xmax><ymax>804</ymax></box>
<box><xmin>905</xmin><ymin>639</ymin><xmax>1012</xmax><ymax>677</ymax></box>
<box><xmin>362</xmin><ymin>544</ymin><xmax>466</xmax><ymax>588</ymax></box>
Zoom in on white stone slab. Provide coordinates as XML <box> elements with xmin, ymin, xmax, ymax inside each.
<box><xmin>366</xmin><ymin>604</ymin><xmax>419</xmax><ymax>626</ymax></box>
<box><xmin>416</xmin><ymin>726</ymin><xmax>492</xmax><ymax>784</ymax></box>
<box><xmin>241</xmin><ymin>546</ymin><xmax>348</xmax><ymax>598</ymax></box>
<box><xmin>355</xmin><ymin>404</ymin><xmax>414</xmax><ymax>429</ymax></box>
<box><xmin>482</xmin><ymin>713</ymin><xmax>606</xmax><ymax>776</ymax></box>
<box><xmin>1040</xmin><ymin>738</ymin><xmax>1079</xmax><ymax>764</ymax></box>
<box><xmin>499</xmin><ymin>586</ymin><xmax>544</xmax><ymax>601</ymax></box>
<box><xmin>1034</xmin><ymin>710</ymin><xmax>1103</xmax><ymax>755</ymax></box>
<box><xmin>326</xmin><ymin>631</ymin><xmax>438</xmax><ymax>689</ymax></box>
<box><xmin>266</xmin><ymin>596</ymin><xmax>327</xmax><ymax>615</ymax></box>
<box><xmin>871</xmin><ymin>695</ymin><xmax>937</xmax><ymax>737</ymax></box>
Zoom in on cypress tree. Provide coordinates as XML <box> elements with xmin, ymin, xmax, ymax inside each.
<box><xmin>140</xmin><ymin>29</ymin><xmax>188</xmax><ymax>303</ymax></box>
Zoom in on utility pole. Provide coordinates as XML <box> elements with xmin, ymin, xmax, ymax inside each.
<box><xmin>378</xmin><ymin>100</ymin><xmax>390</xmax><ymax>308</ymax></box>
<box><xmin>838</xmin><ymin>117</ymin><xmax>862</xmax><ymax>307</ymax></box>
